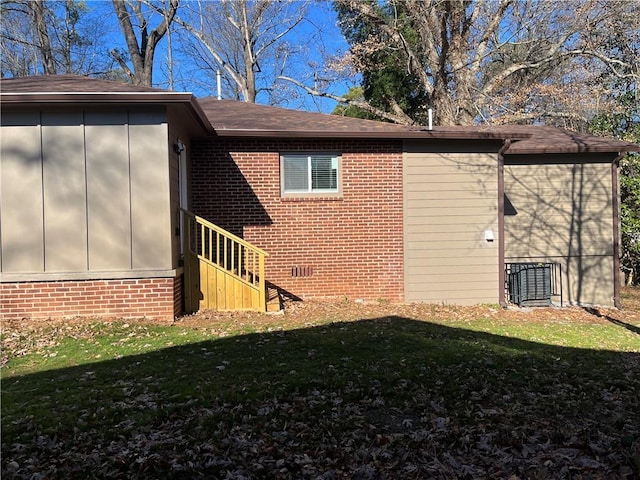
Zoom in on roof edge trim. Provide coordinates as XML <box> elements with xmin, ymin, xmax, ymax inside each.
<box><xmin>1</xmin><ymin>92</ymin><xmax>215</xmax><ymax>135</ymax></box>
<box><xmin>213</xmin><ymin>129</ymin><xmax>531</xmax><ymax>140</ymax></box>
<box><xmin>504</xmin><ymin>145</ymin><xmax>640</xmax><ymax>155</ymax></box>
<box><xmin>0</xmin><ymin>92</ymin><xmax>194</xmax><ymax>103</ymax></box>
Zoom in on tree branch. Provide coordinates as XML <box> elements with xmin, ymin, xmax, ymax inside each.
<box><xmin>470</xmin><ymin>0</ymin><xmax>513</xmax><ymax>78</ymax></box>
<box><xmin>336</xmin><ymin>0</ymin><xmax>433</xmax><ymax>95</ymax></box>
<box><xmin>172</xmin><ymin>11</ymin><xmax>249</xmax><ymax>99</ymax></box>
<box><xmin>480</xmin><ymin>36</ymin><xmax>576</xmax><ymax>97</ymax></box>
<box><xmin>109</xmin><ymin>48</ymin><xmax>134</xmax><ymax>79</ymax></box>
<box><xmin>576</xmin><ymin>49</ymin><xmax>639</xmax><ymax>80</ymax></box>
<box><xmin>112</xmin><ymin>0</ymin><xmax>144</xmax><ymax>73</ymax></box>
<box><xmin>278</xmin><ymin>75</ymin><xmax>416</xmax><ymax>125</ymax></box>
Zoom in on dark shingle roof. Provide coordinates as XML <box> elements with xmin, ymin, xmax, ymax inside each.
<box><xmin>1</xmin><ymin>74</ymin><xmax>165</xmax><ymax>93</ymax></box>
<box><xmin>200</xmin><ymin>98</ymin><xmax>415</xmax><ymax>135</ymax></box>
<box><xmin>2</xmin><ymin>75</ymin><xmax>638</xmax><ymax>154</ymax></box>
<box><xmin>198</xmin><ymin>98</ymin><xmax>639</xmax><ymax>153</ymax></box>
<box><xmin>498</xmin><ymin>125</ymin><xmax>639</xmax><ymax>154</ymax></box>
<box><xmin>1</xmin><ymin>74</ymin><xmax>213</xmax><ymax>134</ymax></box>
<box><xmin>198</xmin><ymin>98</ymin><xmax>530</xmax><ymax>140</ymax></box>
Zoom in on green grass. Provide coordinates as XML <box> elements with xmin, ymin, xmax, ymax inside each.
<box><xmin>3</xmin><ymin>322</ymin><xmax>211</xmax><ymax>377</ymax></box>
<box><xmin>2</xmin><ymin>314</ymin><xmax>640</xmax><ymax>479</ymax></box>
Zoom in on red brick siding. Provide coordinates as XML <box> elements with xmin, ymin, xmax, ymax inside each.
<box><xmin>1</xmin><ymin>278</ymin><xmax>180</xmax><ymax>321</ymax></box>
<box><xmin>191</xmin><ymin>138</ymin><xmax>404</xmax><ymax>301</ymax></box>
<box><xmin>173</xmin><ymin>275</ymin><xmax>183</xmax><ymax>316</ymax></box>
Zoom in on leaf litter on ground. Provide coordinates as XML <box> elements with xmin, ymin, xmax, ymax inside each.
<box><xmin>1</xmin><ymin>287</ymin><xmax>639</xmax><ymax>479</ymax></box>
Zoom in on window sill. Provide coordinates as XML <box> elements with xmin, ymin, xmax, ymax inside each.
<box><xmin>280</xmin><ymin>195</ymin><xmax>344</xmax><ymax>202</ymax></box>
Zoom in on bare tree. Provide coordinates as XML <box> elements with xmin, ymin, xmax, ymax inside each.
<box><xmin>285</xmin><ymin>0</ymin><xmax>639</xmax><ymax>126</ymax></box>
<box><xmin>1</xmin><ymin>1</ymin><xmax>40</xmax><ymax>76</ymax></box>
<box><xmin>1</xmin><ymin>0</ymin><xmax>116</xmax><ymax>77</ymax></box>
<box><xmin>111</xmin><ymin>0</ymin><xmax>178</xmax><ymax>86</ymax></box>
<box><xmin>30</xmin><ymin>0</ymin><xmax>56</xmax><ymax>73</ymax></box>
<box><xmin>173</xmin><ymin>0</ymin><xmax>306</xmax><ymax>103</ymax></box>
<box><xmin>1</xmin><ymin>0</ymin><xmax>61</xmax><ymax>75</ymax></box>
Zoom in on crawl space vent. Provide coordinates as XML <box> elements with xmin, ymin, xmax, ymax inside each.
<box><xmin>291</xmin><ymin>266</ymin><xmax>313</xmax><ymax>278</ymax></box>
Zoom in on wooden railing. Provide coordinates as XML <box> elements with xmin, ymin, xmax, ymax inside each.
<box><xmin>181</xmin><ymin>209</ymin><xmax>268</xmax><ymax>312</ymax></box>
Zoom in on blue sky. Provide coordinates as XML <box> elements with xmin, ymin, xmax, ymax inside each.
<box><xmin>88</xmin><ymin>0</ymin><xmax>351</xmax><ymax>113</ymax></box>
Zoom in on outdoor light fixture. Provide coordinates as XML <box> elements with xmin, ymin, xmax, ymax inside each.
<box><xmin>174</xmin><ymin>140</ymin><xmax>185</xmax><ymax>154</ymax></box>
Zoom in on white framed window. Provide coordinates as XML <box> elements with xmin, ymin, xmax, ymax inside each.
<box><xmin>281</xmin><ymin>153</ymin><xmax>341</xmax><ymax>196</ymax></box>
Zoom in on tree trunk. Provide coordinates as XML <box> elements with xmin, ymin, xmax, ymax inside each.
<box><xmin>239</xmin><ymin>0</ymin><xmax>257</xmax><ymax>102</ymax></box>
<box><xmin>31</xmin><ymin>0</ymin><xmax>56</xmax><ymax>74</ymax></box>
<box><xmin>111</xmin><ymin>0</ymin><xmax>178</xmax><ymax>86</ymax></box>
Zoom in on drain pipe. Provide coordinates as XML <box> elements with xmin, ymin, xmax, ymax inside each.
<box><xmin>612</xmin><ymin>153</ymin><xmax>623</xmax><ymax>309</ymax></box>
<box><xmin>498</xmin><ymin>139</ymin><xmax>512</xmax><ymax>308</ymax></box>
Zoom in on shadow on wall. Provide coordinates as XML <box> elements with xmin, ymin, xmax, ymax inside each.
<box><xmin>504</xmin><ymin>193</ymin><xmax>518</xmax><ymax>216</ymax></box>
<box><xmin>504</xmin><ymin>160</ymin><xmax>613</xmax><ymax>304</ymax></box>
<box><xmin>191</xmin><ymin>147</ymin><xmax>272</xmax><ymax>239</ymax></box>
<box><xmin>430</xmin><ymin>142</ymin><xmax>503</xmax><ymax>234</ymax></box>
<box><xmin>266</xmin><ymin>280</ymin><xmax>302</xmax><ymax>302</ymax></box>
<box><xmin>2</xmin><ymin>316</ymin><xmax>639</xmax><ymax>477</ymax></box>
<box><xmin>424</xmin><ymin>143</ymin><xmax>614</xmax><ymax>306</ymax></box>
<box><xmin>187</xmin><ymin>144</ymin><xmax>274</xmax><ymax>311</ymax></box>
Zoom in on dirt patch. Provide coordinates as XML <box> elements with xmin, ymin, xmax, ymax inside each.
<box><xmin>173</xmin><ymin>286</ymin><xmax>640</xmax><ymax>331</ymax></box>
<box><xmin>3</xmin><ymin>287</ymin><xmax>639</xmax><ymax>335</ymax></box>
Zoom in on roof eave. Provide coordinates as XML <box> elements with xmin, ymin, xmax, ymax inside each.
<box><xmin>1</xmin><ymin>92</ymin><xmax>215</xmax><ymax>135</ymax></box>
<box><xmin>1</xmin><ymin>91</ymin><xmax>193</xmax><ymax>103</ymax></box>
<box><xmin>213</xmin><ymin>128</ymin><xmax>531</xmax><ymax>140</ymax></box>
<box><xmin>185</xmin><ymin>96</ymin><xmax>215</xmax><ymax>135</ymax></box>
<box><xmin>506</xmin><ymin>145</ymin><xmax>640</xmax><ymax>155</ymax></box>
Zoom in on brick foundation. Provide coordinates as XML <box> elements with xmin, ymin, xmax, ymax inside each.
<box><xmin>1</xmin><ymin>277</ymin><xmax>182</xmax><ymax>321</ymax></box>
<box><xmin>191</xmin><ymin>138</ymin><xmax>405</xmax><ymax>302</ymax></box>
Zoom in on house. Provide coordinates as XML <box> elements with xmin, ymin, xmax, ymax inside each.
<box><xmin>1</xmin><ymin>75</ymin><xmax>638</xmax><ymax>320</ymax></box>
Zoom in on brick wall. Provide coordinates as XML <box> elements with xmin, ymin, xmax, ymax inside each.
<box><xmin>191</xmin><ymin>138</ymin><xmax>405</xmax><ymax>301</ymax></box>
<box><xmin>173</xmin><ymin>275</ymin><xmax>183</xmax><ymax>317</ymax></box>
<box><xmin>1</xmin><ymin>277</ymin><xmax>182</xmax><ymax>321</ymax></box>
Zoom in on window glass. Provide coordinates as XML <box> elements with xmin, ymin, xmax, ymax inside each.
<box><xmin>282</xmin><ymin>154</ymin><xmax>340</xmax><ymax>194</ymax></box>
<box><xmin>311</xmin><ymin>156</ymin><xmax>337</xmax><ymax>190</ymax></box>
<box><xmin>283</xmin><ymin>156</ymin><xmax>308</xmax><ymax>192</ymax></box>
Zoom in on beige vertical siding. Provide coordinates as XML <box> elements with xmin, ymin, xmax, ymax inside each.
<box><xmin>85</xmin><ymin>112</ymin><xmax>131</xmax><ymax>271</ymax></box>
<box><xmin>504</xmin><ymin>161</ymin><xmax>614</xmax><ymax>306</ymax></box>
<box><xmin>404</xmin><ymin>141</ymin><xmax>499</xmax><ymax>304</ymax></box>
<box><xmin>1</xmin><ymin>107</ymin><xmax>173</xmax><ymax>279</ymax></box>
<box><xmin>41</xmin><ymin>112</ymin><xmax>88</xmax><ymax>272</ymax></box>
<box><xmin>129</xmin><ymin>110</ymin><xmax>172</xmax><ymax>270</ymax></box>
<box><xmin>0</xmin><ymin>112</ymin><xmax>44</xmax><ymax>272</ymax></box>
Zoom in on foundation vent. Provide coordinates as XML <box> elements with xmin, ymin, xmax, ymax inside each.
<box><xmin>291</xmin><ymin>266</ymin><xmax>313</xmax><ymax>277</ymax></box>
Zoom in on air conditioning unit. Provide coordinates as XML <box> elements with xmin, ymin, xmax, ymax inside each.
<box><xmin>507</xmin><ymin>263</ymin><xmax>553</xmax><ymax>307</ymax></box>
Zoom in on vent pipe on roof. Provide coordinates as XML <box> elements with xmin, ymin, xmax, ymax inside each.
<box><xmin>217</xmin><ymin>70</ymin><xmax>222</xmax><ymax>100</ymax></box>
<box><xmin>428</xmin><ymin>108</ymin><xmax>433</xmax><ymax>130</ymax></box>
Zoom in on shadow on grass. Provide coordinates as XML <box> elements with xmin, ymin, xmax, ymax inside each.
<box><xmin>584</xmin><ymin>306</ymin><xmax>640</xmax><ymax>336</ymax></box>
<box><xmin>2</xmin><ymin>317</ymin><xmax>640</xmax><ymax>479</ymax></box>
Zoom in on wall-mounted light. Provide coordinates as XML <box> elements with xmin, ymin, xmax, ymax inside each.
<box><xmin>174</xmin><ymin>140</ymin><xmax>185</xmax><ymax>154</ymax></box>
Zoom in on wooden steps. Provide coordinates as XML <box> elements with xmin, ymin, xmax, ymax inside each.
<box><xmin>182</xmin><ymin>209</ymin><xmax>268</xmax><ymax>314</ymax></box>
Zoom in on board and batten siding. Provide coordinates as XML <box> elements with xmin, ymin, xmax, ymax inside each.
<box><xmin>504</xmin><ymin>158</ymin><xmax>614</xmax><ymax>306</ymax></box>
<box><xmin>403</xmin><ymin>141</ymin><xmax>500</xmax><ymax>304</ymax></box>
<box><xmin>0</xmin><ymin>108</ymin><xmax>173</xmax><ymax>280</ymax></box>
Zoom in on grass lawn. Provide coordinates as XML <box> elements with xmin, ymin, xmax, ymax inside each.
<box><xmin>1</xmin><ymin>288</ymin><xmax>639</xmax><ymax>479</ymax></box>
